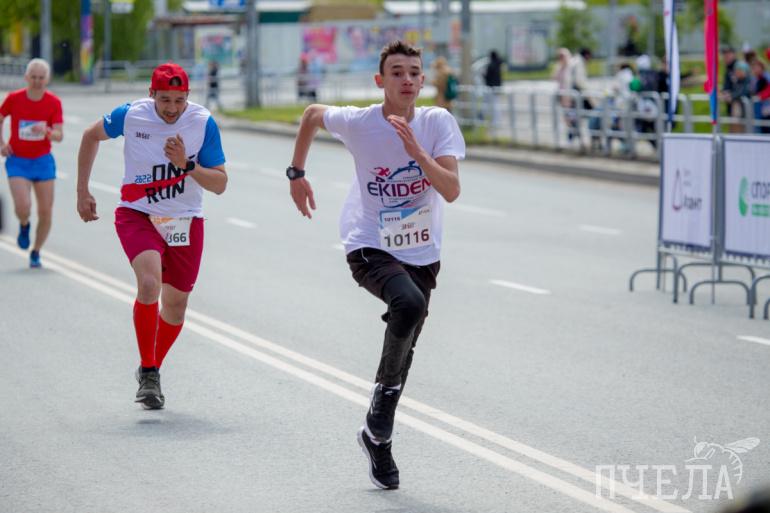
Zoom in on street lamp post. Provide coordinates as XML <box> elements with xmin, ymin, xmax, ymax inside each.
<box><xmin>245</xmin><ymin>0</ymin><xmax>261</xmax><ymax>107</ymax></box>
<box><xmin>41</xmin><ymin>0</ymin><xmax>52</xmax><ymax>64</ymax></box>
<box><xmin>607</xmin><ymin>0</ymin><xmax>617</xmax><ymax>76</ymax></box>
<box><xmin>104</xmin><ymin>0</ymin><xmax>111</xmax><ymax>92</ymax></box>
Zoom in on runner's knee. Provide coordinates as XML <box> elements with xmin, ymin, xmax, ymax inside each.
<box><xmin>389</xmin><ymin>287</ymin><xmax>426</xmax><ymax>337</ymax></box>
<box><xmin>162</xmin><ymin>294</ymin><xmax>188</xmax><ymax>322</ymax></box>
<box><xmin>37</xmin><ymin>204</ymin><xmax>53</xmax><ymax>222</ymax></box>
<box><xmin>14</xmin><ymin>200</ymin><xmax>31</xmax><ymax>220</ymax></box>
<box><xmin>136</xmin><ymin>274</ymin><xmax>161</xmax><ymax>301</ymax></box>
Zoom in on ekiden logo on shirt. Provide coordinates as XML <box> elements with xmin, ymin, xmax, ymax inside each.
<box><xmin>366</xmin><ymin>160</ymin><xmax>431</xmax><ymax>208</ymax></box>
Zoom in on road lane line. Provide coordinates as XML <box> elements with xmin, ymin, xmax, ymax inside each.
<box><xmin>737</xmin><ymin>336</ymin><xmax>770</xmax><ymax>347</ymax></box>
<box><xmin>226</xmin><ymin>217</ymin><xmax>256</xmax><ymax>229</ymax></box>
<box><xmin>579</xmin><ymin>225</ymin><xmax>622</xmax><ymax>236</ymax></box>
<box><xmin>450</xmin><ymin>203</ymin><xmax>507</xmax><ymax>217</ymax></box>
<box><xmin>490</xmin><ymin>279</ymin><xmax>552</xmax><ymax>295</ymax></box>
<box><xmin>0</xmin><ymin>239</ymin><xmax>638</xmax><ymax>513</ymax></box>
<box><xmin>0</xmin><ymin>236</ymin><xmax>689</xmax><ymax>513</ymax></box>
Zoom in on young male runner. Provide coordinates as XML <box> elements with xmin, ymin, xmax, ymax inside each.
<box><xmin>287</xmin><ymin>41</ymin><xmax>465</xmax><ymax>489</ymax></box>
<box><xmin>76</xmin><ymin>63</ymin><xmax>227</xmax><ymax>409</ymax></box>
<box><xmin>0</xmin><ymin>58</ymin><xmax>63</xmax><ymax>268</ymax></box>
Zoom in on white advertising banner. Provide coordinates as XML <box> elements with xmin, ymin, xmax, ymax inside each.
<box><xmin>660</xmin><ymin>136</ymin><xmax>713</xmax><ymax>249</ymax></box>
<box><xmin>724</xmin><ymin>138</ymin><xmax>770</xmax><ymax>259</ymax></box>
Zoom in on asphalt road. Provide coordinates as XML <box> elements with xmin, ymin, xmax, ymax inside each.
<box><xmin>1</xmin><ymin>91</ymin><xmax>768</xmax><ymax>513</ymax></box>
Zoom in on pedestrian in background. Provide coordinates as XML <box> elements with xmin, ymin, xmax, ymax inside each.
<box><xmin>720</xmin><ymin>46</ymin><xmax>738</xmax><ymax>117</ymax></box>
<box><xmin>553</xmin><ymin>48</ymin><xmax>578</xmax><ymax>142</ymax></box>
<box><xmin>483</xmin><ymin>50</ymin><xmax>504</xmax><ymax>130</ymax></box>
<box><xmin>569</xmin><ymin>48</ymin><xmax>594</xmax><ymax>149</ymax></box>
<box><xmin>297</xmin><ymin>55</ymin><xmax>318</xmax><ymax>102</ymax></box>
<box><xmin>431</xmin><ymin>56</ymin><xmax>457</xmax><ymax>112</ymax></box>
<box><xmin>728</xmin><ymin>60</ymin><xmax>751</xmax><ymax>133</ymax></box>
<box><xmin>205</xmin><ymin>60</ymin><xmax>223</xmax><ymax>111</ymax></box>
<box><xmin>750</xmin><ymin>58</ymin><xmax>770</xmax><ymax>133</ymax></box>
<box><xmin>0</xmin><ymin>58</ymin><xmax>63</xmax><ymax>268</ymax></box>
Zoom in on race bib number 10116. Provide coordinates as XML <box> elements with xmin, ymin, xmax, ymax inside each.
<box><xmin>379</xmin><ymin>206</ymin><xmax>432</xmax><ymax>250</ymax></box>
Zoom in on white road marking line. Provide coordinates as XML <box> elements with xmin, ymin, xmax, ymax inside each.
<box><xmin>450</xmin><ymin>203</ymin><xmax>507</xmax><ymax>217</ymax></box>
<box><xmin>0</xmin><ymin>235</ymin><xmax>689</xmax><ymax>513</ymax></box>
<box><xmin>332</xmin><ymin>243</ymin><xmax>345</xmax><ymax>250</ymax></box>
<box><xmin>90</xmin><ymin>181</ymin><xmax>120</xmax><ymax>195</ymax></box>
<box><xmin>332</xmin><ymin>181</ymin><xmax>350</xmax><ymax>190</ymax></box>
<box><xmin>579</xmin><ymin>225</ymin><xmax>623</xmax><ymax>236</ymax></box>
<box><xmin>0</xmin><ymin>238</ymin><xmax>639</xmax><ymax>513</ymax></box>
<box><xmin>737</xmin><ymin>336</ymin><xmax>770</xmax><ymax>347</ymax></box>
<box><xmin>64</xmin><ymin>115</ymin><xmax>83</xmax><ymax>124</ymax></box>
<box><xmin>490</xmin><ymin>279</ymin><xmax>552</xmax><ymax>295</ymax></box>
<box><xmin>228</xmin><ymin>161</ymin><xmax>250</xmax><ymax>169</ymax></box>
<box><xmin>58</xmin><ymin>171</ymin><xmax>69</xmax><ymax>179</ymax></box>
<box><xmin>226</xmin><ymin>217</ymin><xmax>256</xmax><ymax>229</ymax></box>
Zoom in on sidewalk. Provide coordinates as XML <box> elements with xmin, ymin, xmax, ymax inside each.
<box><xmin>218</xmin><ymin>116</ymin><xmax>660</xmax><ymax>187</ymax></box>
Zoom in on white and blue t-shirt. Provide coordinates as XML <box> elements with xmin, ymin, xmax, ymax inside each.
<box><xmin>103</xmin><ymin>98</ymin><xmax>225</xmax><ymax>217</ymax></box>
<box><xmin>324</xmin><ymin>104</ymin><xmax>465</xmax><ymax>266</ymax></box>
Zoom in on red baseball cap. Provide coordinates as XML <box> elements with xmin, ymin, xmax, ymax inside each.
<box><xmin>151</xmin><ymin>63</ymin><xmax>189</xmax><ymax>92</ymax></box>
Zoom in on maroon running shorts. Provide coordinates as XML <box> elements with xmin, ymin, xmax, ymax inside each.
<box><xmin>114</xmin><ymin>206</ymin><xmax>204</xmax><ymax>292</ymax></box>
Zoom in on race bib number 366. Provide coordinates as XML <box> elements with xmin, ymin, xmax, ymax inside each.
<box><xmin>150</xmin><ymin>216</ymin><xmax>192</xmax><ymax>247</ymax></box>
<box><xmin>379</xmin><ymin>206</ymin><xmax>432</xmax><ymax>250</ymax></box>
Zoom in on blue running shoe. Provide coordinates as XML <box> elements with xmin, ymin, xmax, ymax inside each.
<box><xmin>17</xmin><ymin>223</ymin><xmax>30</xmax><ymax>250</ymax></box>
<box><xmin>29</xmin><ymin>250</ymin><xmax>41</xmax><ymax>268</ymax></box>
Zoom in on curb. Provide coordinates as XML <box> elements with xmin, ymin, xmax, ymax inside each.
<box><xmin>219</xmin><ymin>117</ymin><xmax>660</xmax><ymax>187</ymax></box>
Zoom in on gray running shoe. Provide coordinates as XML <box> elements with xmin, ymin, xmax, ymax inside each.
<box><xmin>135</xmin><ymin>368</ymin><xmax>164</xmax><ymax>410</ymax></box>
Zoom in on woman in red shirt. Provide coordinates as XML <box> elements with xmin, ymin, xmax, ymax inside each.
<box><xmin>0</xmin><ymin>58</ymin><xmax>63</xmax><ymax>268</ymax></box>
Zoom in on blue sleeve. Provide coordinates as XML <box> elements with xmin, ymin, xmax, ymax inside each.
<box><xmin>198</xmin><ymin>116</ymin><xmax>226</xmax><ymax>167</ymax></box>
<box><xmin>103</xmin><ymin>103</ymin><xmax>130</xmax><ymax>138</ymax></box>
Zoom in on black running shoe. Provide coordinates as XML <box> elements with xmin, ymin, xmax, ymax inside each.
<box><xmin>135</xmin><ymin>368</ymin><xmax>164</xmax><ymax>410</ymax></box>
<box><xmin>357</xmin><ymin>426</ymin><xmax>399</xmax><ymax>490</ymax></box>
<box><xmin>365</xmin><ymin>383</ymin><xmax>401</xmax><ymax>442</ymax></box>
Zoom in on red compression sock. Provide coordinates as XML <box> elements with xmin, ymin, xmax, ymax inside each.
<box><xmin>133</xmin><ymin>301</ymin><xmax>159</xmax><ymax>368</ymax></box>
<box><xmin>155</xmin><ymin>316</ymin><xmax>183</xmax><ymax>368</ymax></box>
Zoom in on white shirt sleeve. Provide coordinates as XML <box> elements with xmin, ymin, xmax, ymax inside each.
<box><xmin>323</xmin><ymin>106</ymin><xmax>357</xmax><ymax>142</ymax></box>
<box><xmin>431</xmin><ymin>109</ymin><xmax>466</xmax><ymax>161</ymax></box>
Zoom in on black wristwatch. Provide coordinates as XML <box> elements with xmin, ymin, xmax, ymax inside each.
<box><xmin>286</xmin><ymin>165</ymin><xmax>305</xmax><ymax>180</ymax></box>
<box><xmin>184</xmin><ymin>160</ymin><xmax>196</xmax><ymax>172</ymax></box>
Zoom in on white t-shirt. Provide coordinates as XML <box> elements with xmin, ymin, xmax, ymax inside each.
<box><xmin>103</xmin><ymin>99</ymin><xmax>225</xmax><ymax>217</ymax></box>
<box><xmin>324</xmin><ymin>104</ymin><xmax>465</xmax><ymax>265</ymax></box>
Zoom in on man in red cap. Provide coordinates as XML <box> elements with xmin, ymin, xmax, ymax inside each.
<box><xmin>76</xmin><ymin>62</ymin><xmax>228</xmax><ymax>409</ymax></box>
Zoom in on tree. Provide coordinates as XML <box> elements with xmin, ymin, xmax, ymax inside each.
<box><xmin>679</xmin><ymin>0</ymin><xmax>735</xmax><ymax>46</ymax></box>
<box><xmin>93</xmin><ymin>0</ymin><xmax>156</xmax><ymax>62</ymax></box>
<box><xmin>554</xmin><ymin>2</ymin><xmax>600</xmax><ymax>54</ymax></box>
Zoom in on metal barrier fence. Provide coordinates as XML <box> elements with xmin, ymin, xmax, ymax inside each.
<box><xmin>452</xmin><ymin>86</ymin><xmax>770</xmax><ymax>160</ymax></box>
<box><xmin>3</xmin><ymin>57</ymin><xmax>770</xmax><ymax>160</ymax></box>
<box><xmin>629</xmin><ymin>133</ymin><xmax>770</xmax><ymax>319</ymax></box>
